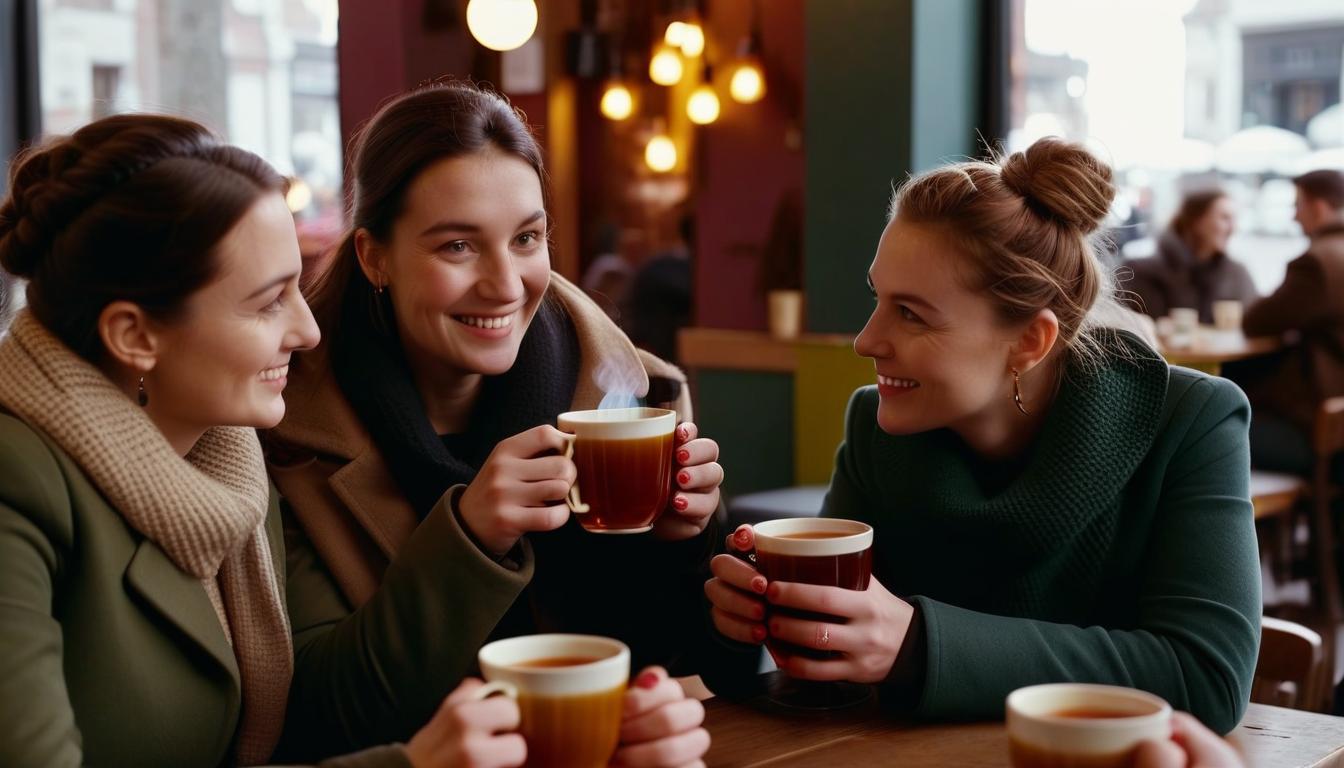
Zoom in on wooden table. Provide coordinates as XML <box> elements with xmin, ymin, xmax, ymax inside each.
<box><xmin>1160</xmin><ymin>329</ymin><xmax>1282</xmax><ymax>374</ymax></box>
<box><xmin>703</xmin><ymin>693</ymin><xmax>1344</xmax><ymax>767</ymax></box>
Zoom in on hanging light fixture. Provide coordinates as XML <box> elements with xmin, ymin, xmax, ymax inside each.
<box><xmin>729</xmin><ymin>2</ymin><xmax>766</xmax><ymax>104</ymax></box>
<box><xmin>664</xmin><ymin>20</ymin><xmax>688</xmax><ymax>47</ymax></box>
<box><xmin>645</xmin><ymin>122</ymin><xmax>677</xmax><ymax>173</ymax></box>
<box><xmin>649</xmin><ymin>43</ymin><xmax>684</xmax><ymax>86</ymax></box>
<box><xmin>678</xmin><ymin>16</ymin><xmax>705</xmax><ymax>57</ymax></box>
<box><xmin>686</xmin><ymin>65</ymin><xmax>720</xmax><ymax>125</ymax></box>
<box><xmin>601</xmin><ymin>81</ymin><xmax>635</xmax><ymax>121</ymax></box>
<box><xmin>465</xmin><ymin>0</ymin><xmax>538</xmax><ymax>52</ymax></box>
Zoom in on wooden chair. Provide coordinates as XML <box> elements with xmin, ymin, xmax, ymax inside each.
<box><xmin>1252</xmin><ymin>616</ymin><xmax>1326</xmax><ymax>711</ymax></box>
<box><xmin>1307</xmin><ymin>397</ymin><xmax>1344</xmax><ymax>710</ymax></box>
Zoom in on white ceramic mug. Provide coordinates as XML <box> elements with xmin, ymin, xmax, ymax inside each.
<box><xmin>1006</xmin><ymin>683</ymin><xmax>1172</xmax><ymax>768</ymax></box>
<box><xmin>1213</xmin><ymin>300</ymin><xmax>1243</xmax><ymax>332</ymax></box>
<box><xmin>558</xmin><ymin>407</ymin><xmax>676</xmax><ymax>533</ymax></box>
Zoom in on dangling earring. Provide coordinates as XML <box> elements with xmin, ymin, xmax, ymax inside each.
<box><xmin>1011</xmin><ymin>368</ymin><xmax>1028</xmax><ymax>415</ymax></box>
<box><xmin>374</xmin><ymin>282</ymin><xmax>385</xmax><ymax>295</ymax></box>
<box><xmin>137</xmin><ymin>376</ymin><xmax>149</xmax><ymax>407</ymax></box>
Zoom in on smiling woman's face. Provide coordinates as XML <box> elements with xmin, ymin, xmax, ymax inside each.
<box><xmin>367</xmin><ymin>146</ymin><xmax>551</xmax><ymax>379</ymax></box>
<box><xmin>853</xmin><ymin>218</ymin><xmax>1022</xmax><ymax>437</ymax></box>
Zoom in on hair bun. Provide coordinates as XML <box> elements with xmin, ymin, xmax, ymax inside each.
<box><xmin>1000</xmin><ymin>137</ymin><xmax>1115</xmax><ymax>234</ymax></box>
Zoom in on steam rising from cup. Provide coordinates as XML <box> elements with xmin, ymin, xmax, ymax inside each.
<box><xmin>595</xmin><ymin>356</ymin><xmax>644</xmax><ymax>410</ymax></box>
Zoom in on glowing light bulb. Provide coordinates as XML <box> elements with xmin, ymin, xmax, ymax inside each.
<box><xmin>465</xmin><ymin>0</ymin><xmax>538</xmax><ymax>52</ymax></box>
<box><xmin>645</xmin><ymin>134</ymin><xmax>677</xmax><ymax>172</ymax></box>
<box><xmin>687</xmin><ymin>84</ymin><xmax>720</xmax><ymax>125</ymax></box>
<box><xmin>649</xmin><ymin>45</ymin><xmax>684</xmax><ymax>86</ymax></box>
<box><xmin>729</xmin><ymin>62</ymin><xmax>765</xmax><ymax>104</ymax></box>
<box><xmin>679</xmin><ymin>21</ymin><xmax>705</xmax><ymax>57</ymax></box>
<box><xmin>600</xmin><ymin>82</ymin><xmax>634</xmax><ymax>121</ymax></box>
<box><xmin>285</xmin><ymin>178</ymin><xmax>312</xmax><ymax>213</ymax></box>
<box><xmin>664</xmin><ymin>20</ymin><xmax>687</xmax><ymax>47</ymax></box>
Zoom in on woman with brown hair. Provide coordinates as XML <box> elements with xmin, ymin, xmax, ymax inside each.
<box><xmin>0</xmin><ymin>114</ymin><xmax>534</xmax><ymax>767</ymax></box>
<box><xmin>265</xmin><ymin>82</ymin><xmax>718</xmax><ymax>766</ymax></box>
<box><xmin>1122</xmin><ymin>189</ymin><xmax>1258</xmax><ymax>322</ymax></box>
<box><xmin>705</xmin><ymin>139</ymin><xmax>1260</xmax><ymax>734</ymax></box>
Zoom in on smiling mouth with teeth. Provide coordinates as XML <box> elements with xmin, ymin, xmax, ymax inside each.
<box><xmin>259</xmin><ymin>364</ymin><xmax>289</xmax><ymax>382</ymax></box>
<box><xmin>877</xmin><ymin>374</ymin><xmax>919</xmax><ymax>389</ymax></box>
<box><xmin>454</xmin><ymin>313</ymin><xmax>514</xmax><ymax>330</ymax></box>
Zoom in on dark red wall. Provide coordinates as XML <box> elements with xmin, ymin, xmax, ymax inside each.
<box><xmin>693</xmin><ymin>0</ymin><xmax>805</xmax><ymax>330</ymax></box>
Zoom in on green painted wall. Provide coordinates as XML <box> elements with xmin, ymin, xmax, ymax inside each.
<box><xmin>693</xmin><ymin>371</ymin><xmax>794</xmax><ymax>499</ymax></box>
<box><xmin>804</xmin><ymin>0</ymin><xmax>983</xmax><ymax>335</ymax></box>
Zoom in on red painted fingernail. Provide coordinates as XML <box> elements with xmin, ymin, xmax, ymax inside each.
<box><xmin>635</xmin><ymin>670</ymin><xmax>660</xmax><ymax>689</ymax></box>
<box><xmin>672</xmin><ymin>495</ymin><xmax>689</xmax><ymax>511</ymax></box>
<box><xmin>676</xmin><ymin>448</ymin><xmax>691</xmax><ymax>464</ymax></box>
<box><xmin>733</xmin><ymin>528</ymin><xmax>751</xmax><ymax>545</ymax></box>
<box><xmin>751</xmin><ymin>577</ymin><xmax>767</xmax><ymax>594</ymax></box>
<box><xmin>677</xmin><ymin>470</ymin><xmax>691</xmax><ymax>486</ymax></box>
<box><xmin>751</xmin><ymin>626</ymin><xmax>767</xmax><ymax>643</ymax></box>
<box><xmin>678</xmin><ymin>426</ymin><xmax>689</xmax><ymax>440</ymax></box>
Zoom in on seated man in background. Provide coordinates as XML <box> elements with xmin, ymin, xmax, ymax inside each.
<box><xmin>1239</xmin><ymin>169</ymin><xmax>1344</xmax><ymax>476</ymax></box>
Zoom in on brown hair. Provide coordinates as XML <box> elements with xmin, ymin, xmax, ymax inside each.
<box><xmin>890</xmin><ymin>137</ymin><xmax>1118</xmax><ymax>366</ymax></box>
<box><xmin>1169</xmin><ymin>189</ymin><xmax>1227</xmax><ymax>248</ymax></box>
<box><xmin>1293</xmin><ymin>169</ymin><xmax>1344</xmax><ymax>210</ymax></box>
<box><xmin>0</xmin><ymin>114</ymin><xmax>285</xmax><ymax>360</ymax></box>
<box><xmin>306</xmin><ymin>81</ymin><xmax>546</xmax><ymax>335</ymax></box>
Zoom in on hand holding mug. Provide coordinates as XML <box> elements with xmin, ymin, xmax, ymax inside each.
<box><xmin>704</xmin><ymin>525</ymin><xmax>769</xmax><ymax>645</ymax></box>
<box><xmin>654</xmin><ymin>422</ymin><xmax>723</xmax><ymax>542</ymax></box>
<box><xmin>403</xmin><ymin>678</ymin><xmax>526</xmax><ymax>768</ymax></box>
<box><xmin>764</xmin><ymin>575</ymin><xmax>914</xmax><ymax>684</ymax></box>
<box><xmin>1133</xmin><ymin>712</ymin><xmax>1245</xmax><ymax>768</ymax></box>
<box><xmin>458</xmin><ymin>425</ymin><xmax>576</xmax><ymax>557</ymax></box>
<box><xmin>611</xmin><ymin>666</ymin><xmax>711</xmax><ymax>768</ymax></box>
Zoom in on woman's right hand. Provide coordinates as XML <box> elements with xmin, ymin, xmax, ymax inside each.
<box><xmin>458</xmin><ymin>425</ymin><xmax>577</xmax><ymax>557</ymax></box>
<box><xmin>404</xmin><ymin>679</ymin><xmax>525</xmax><ymax>768</ymax></box>
<box><xmin>703</xmin><ymin>525</ymin><xmax>769</xmax><ymax>645</ymax></box>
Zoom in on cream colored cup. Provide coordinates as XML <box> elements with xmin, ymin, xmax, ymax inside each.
<box><xmin>477</xmin><ymin>634</ymin><xmax>631</xmax><ymax>768</ymax></box>
<box><xmin>1213</xmin><ymin>300</ymin><xmax>1243</xmax><ymax>331</ymax></box>
<box><xmin>1169</xmin><ymin>307</ymin><xmax>1199</xmax><ymax>335</ymax></box>
<box><xmin>559</xmin><ymin>407</ymin><xmax>677</xmax><ymax>533</ymax></box>
<box><xmin>1007</xmin><ymin>683</ymin><xmax>1171</xmax><ymax>768</ymax></box>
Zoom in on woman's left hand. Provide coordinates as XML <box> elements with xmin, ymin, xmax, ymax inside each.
<box><xmin>611</xmin><ymin>667</ymin><xmax>710</xmax><ymax>768</ymax></box>
<box><xmin>765</xmin><ymin>576</ymin><xmax>915</xmax><ymax>684</ymax></box>
<box><xmin>654</xmin><ymin>422</ymin><xmax>722</xmax><ymax>542</ymax></box>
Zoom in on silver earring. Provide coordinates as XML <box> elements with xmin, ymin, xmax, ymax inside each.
<box><xmin>137</xmin><ymin>376</ymin><xmax>148</xmax><ymax>407</ymax></box>
<box><xmin>1011</xmin><ymin>368</ymin><xmax>1028</xmax><ymax>415</ymax></box>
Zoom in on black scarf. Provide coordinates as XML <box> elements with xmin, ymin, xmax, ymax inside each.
<box><xmin>331</xmin><ymin>278</ymin><xmax>580</xmax><ymax>520</ymax></box>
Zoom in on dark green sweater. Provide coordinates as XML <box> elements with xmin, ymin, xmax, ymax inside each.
<box><xmin>823</xmin><ymin>332</ymin><xmax>1260</xmax><ymax>733</ymax></box>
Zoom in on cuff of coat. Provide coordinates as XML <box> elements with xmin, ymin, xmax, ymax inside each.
<box><xmin>398</xmin><ymin>485</ymin><xmax>535</xmax><ymax>590</ymax></box>
<box><xmin>316</xmin><ymin>743</ymin><xmax>414</xmax><ymax>768</ymax></box>
<box><xmin>445</xmin><ymin>484</ymin><xmax>527</xmax><ymax>571</ymax></box>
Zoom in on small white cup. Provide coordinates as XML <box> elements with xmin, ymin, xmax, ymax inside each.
<box><xmin>1212</xmin><ymin>300</ymin><xmax>1243</xmax><ymax>332</ymax></box>
<box><xmin>1007</xmin><ymin>683</ymin><xmax>1171</xmax><ymax>768</ymax></box>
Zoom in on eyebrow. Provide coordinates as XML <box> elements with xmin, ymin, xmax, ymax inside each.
<box><xmin>867</xmin><ymin>273</ymin><xmax>939</xmax><ymax>312</ymax></box>
<box><xmin>245</xmin><ymin>272</ymin><xmax>298</xmax><ymax>301</ymax></box>
<box><xmin>418</xmin><ymin>210</ymin><xmax>546</xmax><ymax>238</ymax></box>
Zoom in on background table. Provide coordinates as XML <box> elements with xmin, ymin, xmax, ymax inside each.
<box><xmin>1160</xmin><ymin>329</ymin><xmax>1283</xmax><ymax>375</ymax></box>
<box><xmin>703</xmin><ymin>693</ymin><xmax>1344</xmax><ymax>767</ymax></box>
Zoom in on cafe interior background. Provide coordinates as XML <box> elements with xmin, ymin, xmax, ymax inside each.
<box><xmin>3</xmin><ymin>0</ymin><xmax>1344</xmax><ymax>697</ymax></box>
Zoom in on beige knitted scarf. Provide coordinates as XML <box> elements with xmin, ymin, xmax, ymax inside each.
<box><xmin>0</xmin><ymin>311</ymin><xmax>292</xmax><ymax>765</ymax></box>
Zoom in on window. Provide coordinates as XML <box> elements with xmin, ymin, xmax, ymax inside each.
<box><xmin>1006</xmin><ymin>0</ymin><xmax>1344</xmax><ymax>294</ymax></box>
<box><xmin>37</xmin><ymin>0</ymin><xmax>342</xmax><ymax>224</ymax></box>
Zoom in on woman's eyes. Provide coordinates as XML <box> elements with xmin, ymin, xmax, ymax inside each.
<box><xmin>441</xmin><ymin>240</ymin><xmax>470</xmax><ymax>254</ymax></box>
<box><xmin>898</xmin><ymin>305</ymin><xmax>920</xmax><ymax>322</ymax></box>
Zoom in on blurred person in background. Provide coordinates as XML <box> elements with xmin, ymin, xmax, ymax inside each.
<box><xmin>1121</xmin><ymin>189</ymin><xmax>1258</xmax><ymax>322</ymax></box>
<box><xmin>1236</xmin><ymin>170</ymin><xmax>1344</xmax><ymax>480</ymax></box>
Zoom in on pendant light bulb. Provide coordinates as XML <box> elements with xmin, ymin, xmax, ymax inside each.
<box><xmin>687</xmin><ymin>83</ymin><xmax>720</xmax><ymax>125</ymax></box>
<box><xmin>730</xmin><ymin>61</ymin><xmax>766</xmax><ymax>104</ymax></box>
<box><xmin>645</xmin><ymin>134</ymin><xmax>677</xmax><ymax>173</ymax></box>
<box><xmin>679</xmin><ymin>21</ymin><xmax>705</xmax><ymax>57</ymax></box>
<box><xmin>600</xmin><ymin>82</ymin><xmax>635</xmax><ymax>121</ymax></box>
<box><xmin>465</xmin><ymin>0</ymin><xmax>538</xmax><ymax>52</ymax></box>
<box><xmin>649</xmin><ymin>45</ymin><xmax>684</xmax><ymax>86</ymax></box>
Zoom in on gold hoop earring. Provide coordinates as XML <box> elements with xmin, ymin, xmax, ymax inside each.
<box><xmin>1011</xmin><ymin>368</ymin><xmax>1028</xmax><ymax>415</ymax></box>
<box><xmin>137</xmin><ymin>376</ymin><xmax>148</xmax><ymax>407</ymax></box>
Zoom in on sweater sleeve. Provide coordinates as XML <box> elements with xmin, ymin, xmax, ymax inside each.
<box><xmin>1243</xmin><ymin>254</ymin><xmax>1328</xmax><ymax>336</ymax></box>
<box><xmin>276</xmin><ymin>485</ymin><xmax>535</xmax><ymax>760</ymax></box>
<box><xmin>912</xmin><ymin>379</ymin><xmax>1259</xmax><ymax>734</ymax></box>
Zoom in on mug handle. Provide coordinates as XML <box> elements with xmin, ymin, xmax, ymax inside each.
<box><xmin>469</xmin><ymin>681</ymin><xmax>519</xmax><ymax>701</ymax></box>
<box><xmin>562</xmin><ymin>436</ymin><xmax>591</xmax><ymax>514</ymax></box>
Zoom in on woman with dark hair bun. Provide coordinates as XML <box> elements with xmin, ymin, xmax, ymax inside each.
<box><xmin>707</xmin><ymin>138</ymin><xmax>1259</xmax><ymax>735</ymax></box>
<box><xmin>0</xmin><ymin>114</ymin><xmax>534</xmax><ymax>768</ymax></box>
